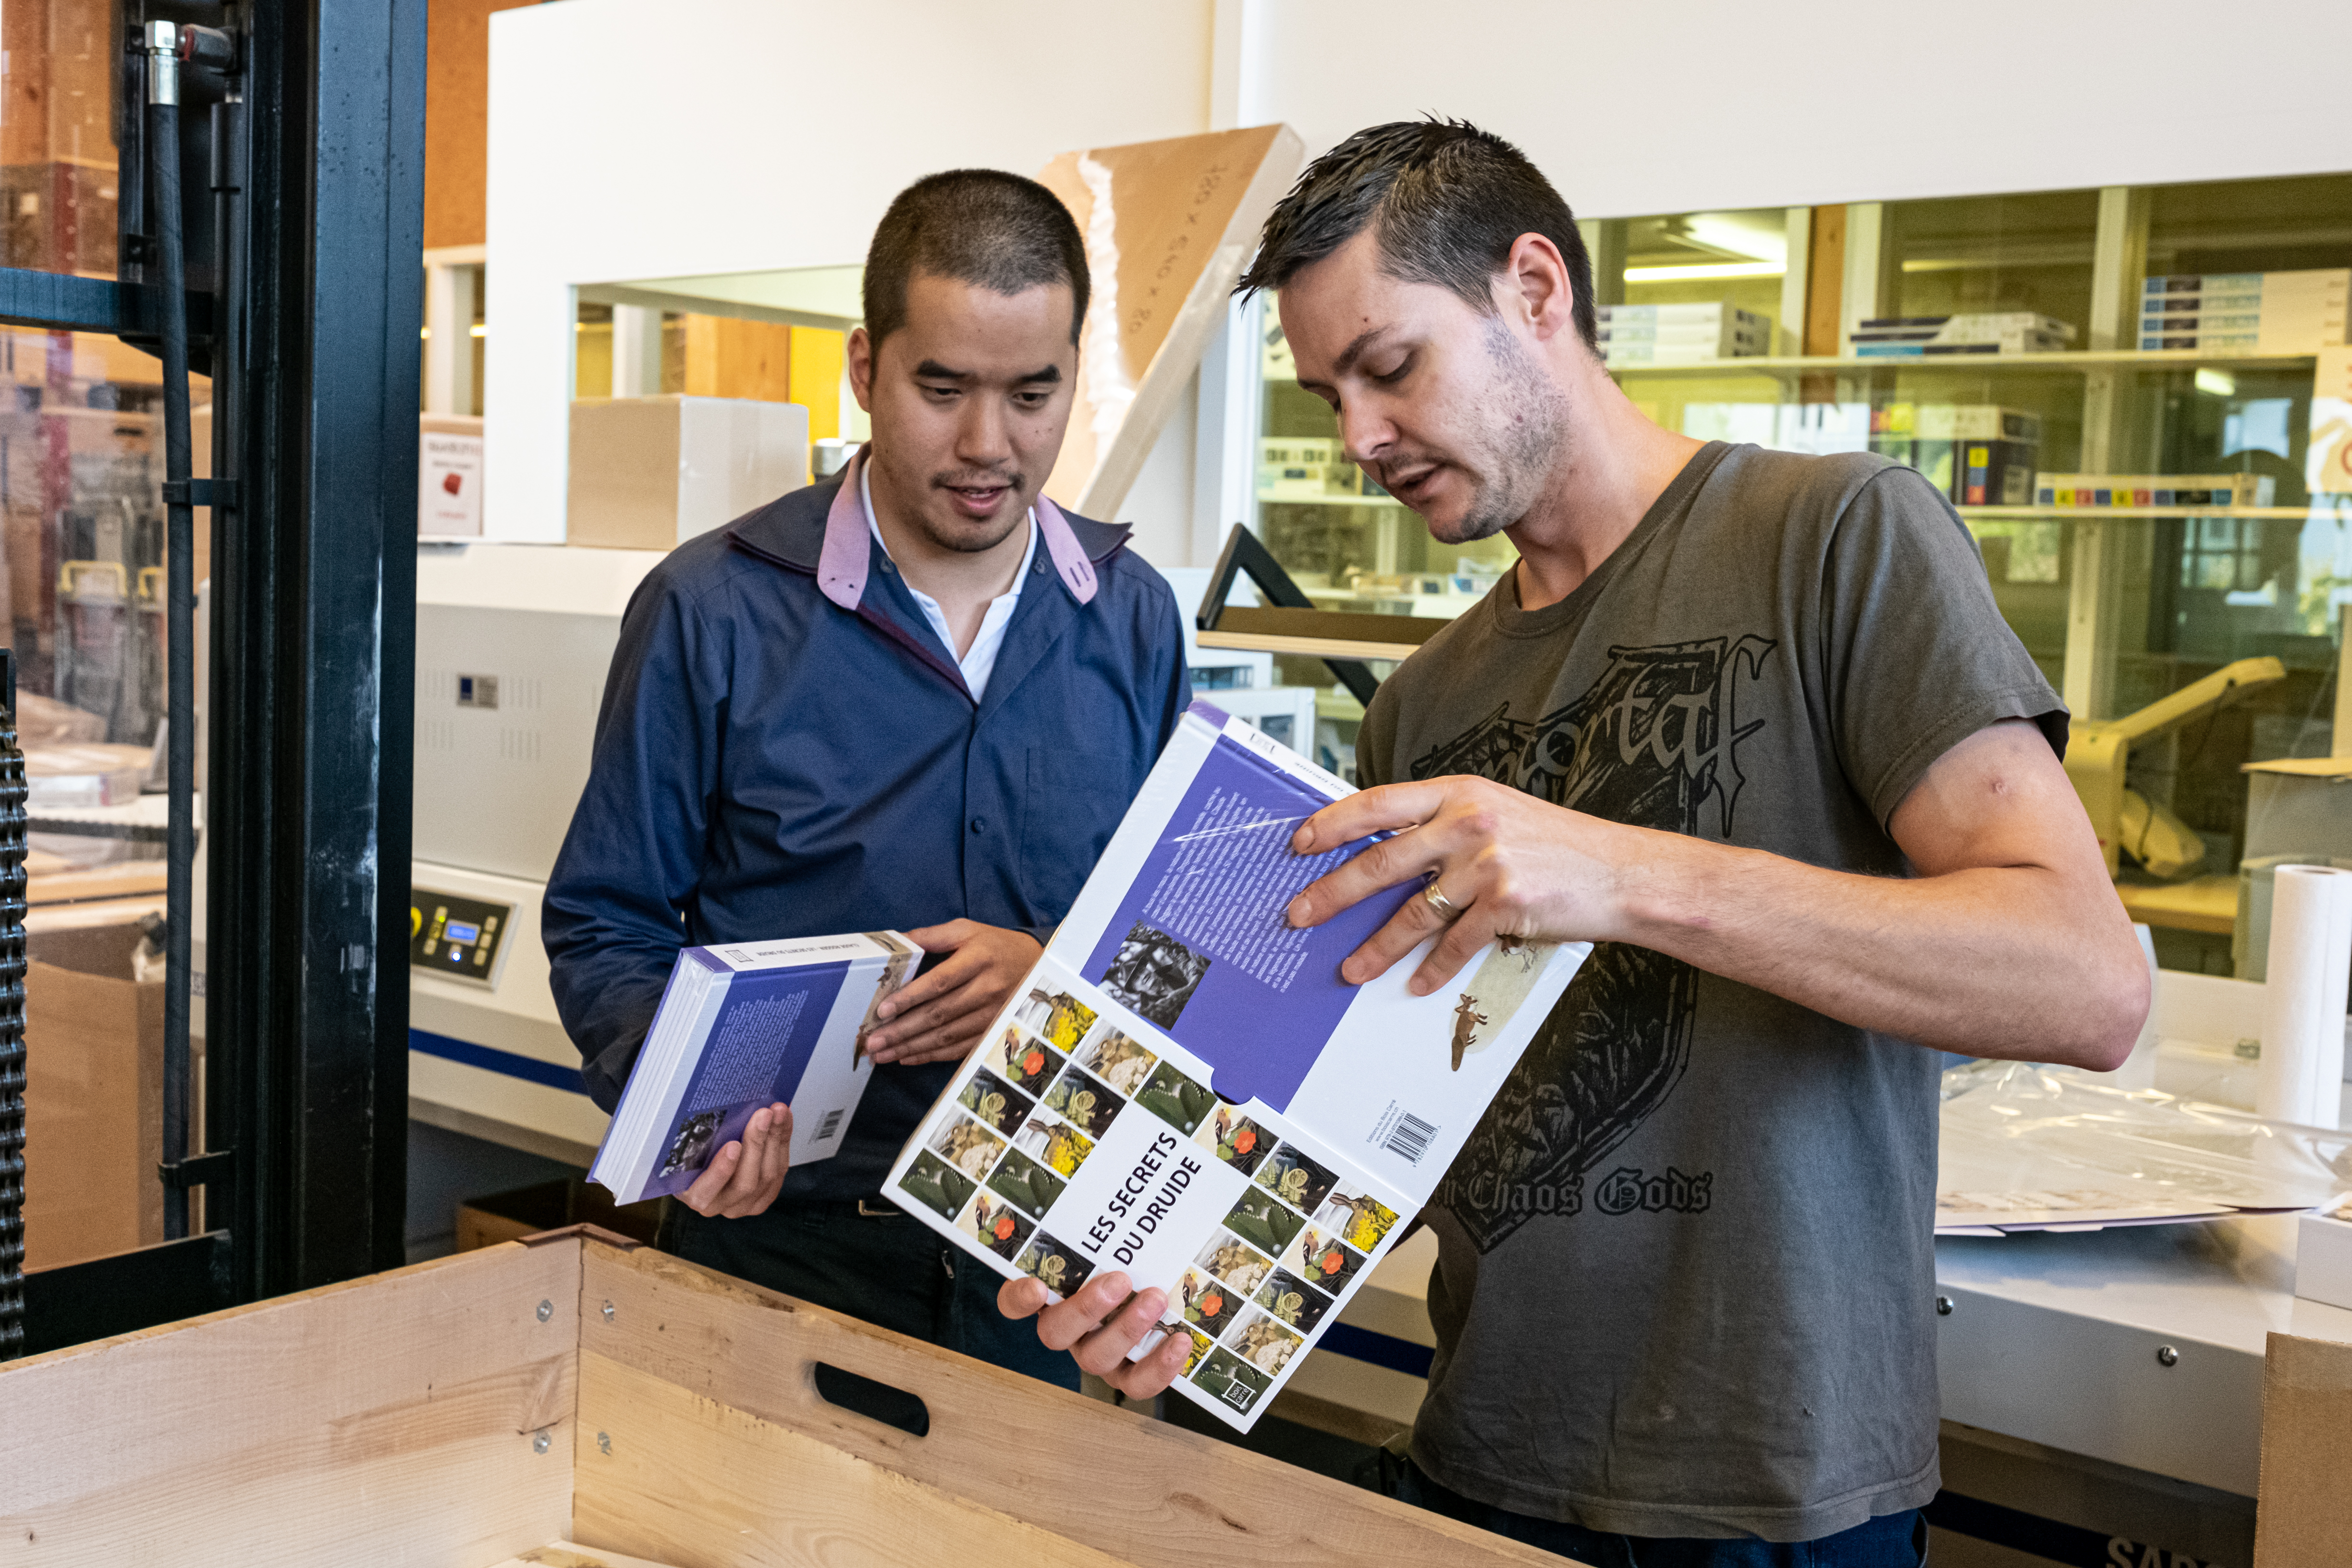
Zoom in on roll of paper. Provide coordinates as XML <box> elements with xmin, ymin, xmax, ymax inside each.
<box><xmin>2258</xmin><ymin>863</ymin><xmax>2352</xmax><ymax>1128</ymax></box>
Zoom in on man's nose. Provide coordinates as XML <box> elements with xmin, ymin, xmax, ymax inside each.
<box><xmin>957</xmin><ymin>394</ymin><xmax>1014</xmax><ymax>465</ymax></box>
<box><xmin>1338</xmin><ymin>402</ymin><xmax>1392</xmax><ymax>468</ymax></box>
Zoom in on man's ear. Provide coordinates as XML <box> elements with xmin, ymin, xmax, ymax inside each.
<box><xmin>1500</xmin><ymin>233</ymin><xmax>1576</xmax><ymax>344</ymax></box>
<box><xmin>847</xmin><ymin>325</ymin><xmax>876</xmax><ymax>413</ymax></box>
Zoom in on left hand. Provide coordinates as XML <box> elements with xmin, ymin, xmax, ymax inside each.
<box><xmin>863</xmin><ymin>920</ymin><xmax>1044</xmax><ymax>1066</ymax></box>
<box><xmin>1284</xmin><ymin>774</ymin><xmax>1641</xmax><ymax>995</ymax></box>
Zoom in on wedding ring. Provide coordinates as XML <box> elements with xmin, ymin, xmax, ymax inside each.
<box><xmin>1423</xmin><ymin>879</ymin><xmax>1461</xmax><ymax>920</ymax></box>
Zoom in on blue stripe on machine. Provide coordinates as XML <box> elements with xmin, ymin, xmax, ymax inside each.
<box><xmin>1316</xmin><ymin>1321</ymin><xmax>1434</xmax><ymax>1379</ymax></box>
<box><xmin>409</xmin><ymin>1028</ymin><xmax>588</xmax><ymax>1095</ymax></box>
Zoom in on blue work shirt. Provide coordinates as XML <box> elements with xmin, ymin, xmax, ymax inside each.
<box><xmin>544</xmin><ymin>468</ymin><xmax>1190</xmax><ymax>1200</ymax></box>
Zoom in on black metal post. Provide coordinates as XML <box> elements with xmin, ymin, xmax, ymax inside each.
<box><xmin>0</xmin><ymin>649</ymin><xmax>25</xmax><ymax>1360</ymax></box>
<box><xmin>147</xmin><ymin>22</ymin><xmax>198</xmax><ymax>1244</ymax></box>
<box><xmin>208</xmin><ymin>0</ymin><xmax>424</xmax><ymax>1295</ymax></box>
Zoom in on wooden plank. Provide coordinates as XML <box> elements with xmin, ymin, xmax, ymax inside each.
<box><xmin>579</xmin><ymin>1241</ymin><xmax>1568</xmax><ymax>1568</ymax></box>
<box><xmin>1195</xmin><ymin>628</ymin><xmax>1422</xmax><ymax>663</ymax></box>
<box><xmin>576</xmin><ymin>1353</ymin><xmax>1141</xmax><ymax>1568</ymax></box>
<box><xmin>493</xmin><ymin>1544</ymin><xmax>686</xmax><ymax>1568</ymax></box>
<box><xmin>1036</xmin><ymin>125</ymin><xmax>1305</xmax><ymax>520</ymax></box>
<box><xmin>2254</xmin><ymin>1331</ymin><xmax>2352</xmax><ymax>1567</ymax></box>
<box><xmin>26</xmin><ymin>862</ymin><xmax>169</xmax><ymax>906</ymax></box>
<box><xmin>0</xmin><ymin>1241</ymin><xmax>581</xmax><ymax>1567</ymax></box>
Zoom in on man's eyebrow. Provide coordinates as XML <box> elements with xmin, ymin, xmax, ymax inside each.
<box><xmin>911</xmin><ymin>360</ymin><xmax>1062</xmax><ymax>385</ymax></box>
<box><xmin>1330</xmin><ymin>326</ymin><xmax>1389</xmax><ymax>378</ymax></box>
<box><xmin>1296</xmin><ymin>326</ymin><xmax>1390</xmax><ymax>394</ymax></box>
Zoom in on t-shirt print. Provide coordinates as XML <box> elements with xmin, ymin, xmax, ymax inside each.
<box><xmin>1416</xmin><ymin>635</ymin><xmax>1779</xmax><ymax>1253</ymax></box>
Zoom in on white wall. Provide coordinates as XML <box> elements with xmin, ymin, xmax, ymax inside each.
<box><xmin>1243</xmin><ymin>0</ymin><xmax>2352</xmax><ymax>217</ymax></box>
<box><xmin>488</xmin><ymin>0</ymin><xmax>2352</xmax><ymax>551</ymax></box>
<box><xmin>484</xmin><ymin>0</ymin><xmax>1217</xmax><ymax>542</ymax></box>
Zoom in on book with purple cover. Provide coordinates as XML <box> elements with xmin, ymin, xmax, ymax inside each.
<box><xmin>590</xmin><ymin>931</ymin><xmax>919</xmax><ymax>1203</ymax></box>
<box><xmin>886</xmin><ymin>703</ymin><xmax>1587</xmax><ymax>1430</ymax></box>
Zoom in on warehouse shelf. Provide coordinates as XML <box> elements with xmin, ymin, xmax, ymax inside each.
<box><xmin>1606</xmin><ymin>348</ymin><xmax>2321</xmax><ymax>378</ymax></box>
<box><xmin>1959</xmin><ymin>504</ymin><xmax>2339</xmax><ymax>521</ymax></box>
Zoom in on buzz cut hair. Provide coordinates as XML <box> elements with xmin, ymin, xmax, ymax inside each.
<box><xmin>862</xmin><ymin>170</ymin><xmax>1090</xmax><ymax>350</ymax></box>
<box><xmin>1236</xmin><ymin>119</ymin><xmax>1597</xmax><ymax>353</ymax></box>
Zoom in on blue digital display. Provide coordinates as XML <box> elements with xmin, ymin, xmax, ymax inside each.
<box><xmin>444</xmin><ymin>920</ymin><xmax>480</xmax><ymax>944</ymax></box>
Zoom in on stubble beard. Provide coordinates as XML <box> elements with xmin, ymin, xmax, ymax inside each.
<box><xmin>915</xmin><ymin>468</ymin><xmax>1031</xmax><ymax>555</ymax></box>
<box><xmin>1426</xmin><ymin>318</ymin><xmax>1568</xmax><ymax>546</ymax></box>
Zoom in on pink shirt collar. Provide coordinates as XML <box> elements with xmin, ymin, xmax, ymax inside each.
<box><xmin>818</xmin><ymin>447</ymin><xmax>1099</xmax><ymax>612</ymax></box>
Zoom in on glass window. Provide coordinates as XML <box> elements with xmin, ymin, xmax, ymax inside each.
<box><xmin>1237</xmin><ymin>171</ymin><xmax>2352</xmax><ymax>969</ymax></box>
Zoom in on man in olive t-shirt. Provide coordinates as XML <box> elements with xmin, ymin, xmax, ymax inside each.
<box><xmin>1350</xmin><ymin>437</ymin><xmax>2064</xmax><ymax>1542</ymax></box>
<box><xmin>999</xmin><ymin>122</ymin><xmax>2148</xmax><ymax>1566</ymax></box>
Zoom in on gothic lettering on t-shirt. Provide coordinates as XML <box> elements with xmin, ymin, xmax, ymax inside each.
<box><xmin>1414</xmin><ymin>635</ymin><xmax>1777</xmax><ymax>1253</ymax></box>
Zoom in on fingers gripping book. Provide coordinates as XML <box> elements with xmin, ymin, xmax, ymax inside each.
<box><xmin>887</xmin><ymin>702</ymin><xmax>1588</xmax><ymax>1430</ymax></box>
<box><xmin>591</xmin><ymin>931</ymin><xmax>920</xmax><ymax>1204</ymax></box>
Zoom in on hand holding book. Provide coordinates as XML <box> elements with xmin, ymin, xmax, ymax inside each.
<box><xmin>864</xmin><ymin>921</ymin><xmax>1047</xmax><ymax>1066</ymax></box>
<box><xmin>675</xmin><ymin>1100</ymin><xmax>794</xmax><ymax>1218</ymax></box>
<box><xmin>998</xmin><ymin>1269</ymin><xmax>1195</xmax><ymax>1399</ymax></box>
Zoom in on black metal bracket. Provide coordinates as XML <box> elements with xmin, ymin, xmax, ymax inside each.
<box><xmin>0</xmin><ymin>267</ymin><xmax>214</xmax><ymax>343</ymax></box>
<box><xmin>21</xmin><ymin>1230</ymin><xmax>235</xmax><ymax>1356</ymax></box>
<box><xmin>159</xmin><ymin>1150</ymin><xmax>236</xmax><ymax>1190</ymax></box>
<box><xmin>161</xmin><ymin>477</ymin><xmax>237</xmax><ymax>508</ymax></box>
<box><xmin>1198</xmin><ymin>525</ymin><xmax>1380</xmax><ymax>707</ymax></box>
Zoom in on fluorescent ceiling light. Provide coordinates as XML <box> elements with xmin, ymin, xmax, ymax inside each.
<box><xmin>1679</xmin><ymin>213</ymin><xmax>1788</xmax><ymax>265</ymax></box>
<box><xmin>1623</xmin><ymin>261</ymin><xmax>1786</xmax><ymax>282</ymax></box>
<box><xmin>2195</xmin><ymin>367</ymin><xmax>2236</xmax><ymax>397</ymax></box>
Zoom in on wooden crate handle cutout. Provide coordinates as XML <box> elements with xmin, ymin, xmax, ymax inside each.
<box><xmin>811</xmin><ymin>1358</ymin><xmax>931</xmax><ymax>1438</ymax></box>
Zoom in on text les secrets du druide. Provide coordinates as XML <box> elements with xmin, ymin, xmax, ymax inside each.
<box><xmin>1082</xmin><ymin>1129</ymin><xmax>1206</xmax><ymax>1265</ymax></box>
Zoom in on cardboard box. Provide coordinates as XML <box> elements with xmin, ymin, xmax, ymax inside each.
<box><xmin>22</xmin><ymin>920</ymin><xmax>165</xmax><ymax>1269</ymax></box>
<box><xmin>566</xmin><ymin>395</ymin><xmax>809</xmax><ymax>551</ymax></box>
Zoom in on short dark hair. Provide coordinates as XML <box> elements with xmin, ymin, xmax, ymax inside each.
<box><xmin>863</xmin><ymin>170</ymin><xmax>1089</xmax><ymax>350</ymax></box>
<box><xmin>1237</xmin><ymin>119</ymin><xmax>1596</xmax><ymax>353</ymax></box>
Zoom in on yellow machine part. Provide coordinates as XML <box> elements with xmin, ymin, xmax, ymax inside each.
<box><xmin>2064</xmin><ymin>655</ymin><xmax>2288</xmax><ymax>878</ymax></box>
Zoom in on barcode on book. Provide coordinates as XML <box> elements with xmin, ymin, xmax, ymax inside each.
<box><xmin>1384</xmin><ymin>1112</ymin><xmax>1439</xmax><ymax>1165</ymax></box>
<box><xmin>815</xmin><ymin>1109</ymin><xmax>845</xmax><ymax>1143</ymax></box>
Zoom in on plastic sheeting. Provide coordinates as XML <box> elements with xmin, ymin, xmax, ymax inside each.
<box><xmin>1936</xmin><ymin>1059</ymin><xmax>2352</xmax><ymax>1235</ymax></box>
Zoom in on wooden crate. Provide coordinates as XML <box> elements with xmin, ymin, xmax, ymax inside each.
<box><xmin>0</xmin><ymin>1226</ymin><xmax>1565</xmax><ymax>1567</ymax></box>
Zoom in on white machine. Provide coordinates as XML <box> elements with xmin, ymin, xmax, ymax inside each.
<box><xmin>407</xmin><ymin>553</ymin><xmax>1325</xmax><ymax>1164</ymax></box>
<box><xmin>407</xmin><ymin>541</ymin><xmax>662</xmax><ymax>1163</ymax></box>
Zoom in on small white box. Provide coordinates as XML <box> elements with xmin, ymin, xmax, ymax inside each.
<box><xmin>567</xmin><ymin>395</ymin><xmax>810</xmax><ymax>551</ymax></box>
<box><xmin>2297</xmin><ymin>1209</ymin><xmax>2352</xmax><ymax>1310</ymax></box>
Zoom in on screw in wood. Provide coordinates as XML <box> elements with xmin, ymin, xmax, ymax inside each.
<box><xmin>536</xmin><ymin>1299</ymin><xmax>552</xmax><ymax>1322</ymax></box>
<box><xmin>532</xmin><ymin>1429</ymin><xmax>551</xmax><ymax>1453</ymax></box>
<box><xmin>601</xmin><ymin>1300</ymin><xmax>614</xmax><ymax>1322</ymax></box>
<box><xmin>598</xmin><ymin>1432</ymin><xmax>612</xmax><ymax>1455</ymax></box>
<box><xmin>2156</xmin><ymin>1345</ymin><xmax>2179</xmax><ymax>1367</ymax></box>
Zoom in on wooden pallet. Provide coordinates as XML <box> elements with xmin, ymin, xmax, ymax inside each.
<box><xmin>0</xmin><ymin>1225</ymin><xmax>1568</xmax><ymax>1567</ymax></box>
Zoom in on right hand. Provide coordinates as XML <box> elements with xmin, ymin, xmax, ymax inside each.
<box><xmin>680</xmin><ymin>1102</ymin><xmax>793</xmax><ymax>1218</ymax></box>
<box><xmin>997</xmin><ymin>1270</ymin><xmax>1195</xmax><ymax>1398</ymax></box>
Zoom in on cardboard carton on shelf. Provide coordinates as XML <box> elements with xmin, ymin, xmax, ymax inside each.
<box><xmin>566</xmin><ymin>395</ymin><xmax>809</xmax><ymax>551</ymax></box>
<box><xmin>22</xmin><ymin>919</ymin><xmax>172</xmax><ymax>1270</ymax></box>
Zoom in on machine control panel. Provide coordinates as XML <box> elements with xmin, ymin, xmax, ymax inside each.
<box><xmin>410</xmin><ymin>888</ymin><xmax>515</xmax><ymax>987</ymax></box>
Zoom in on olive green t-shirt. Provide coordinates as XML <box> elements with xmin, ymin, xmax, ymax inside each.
<box><xmin>1358</xmin><ymin>441</ymin><xmax>2064</xmax><ymax>1542</ymax></box>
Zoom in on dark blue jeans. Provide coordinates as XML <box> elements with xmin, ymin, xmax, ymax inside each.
<box><xmin>1401</xmin><ymin>1461</ymin><xmax>1927</xmax><ymax>1567</ymax></box>
<box><xmin>660</xmin><ymin>1196</ymin><xmax>1079</xmax><ymax>1391</ymax></box>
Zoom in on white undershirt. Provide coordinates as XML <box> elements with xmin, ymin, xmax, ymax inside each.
<box><xmin>862</xmin><ymin>463</ymin><xmax>1037</xmax><ymax>702</ymax></box>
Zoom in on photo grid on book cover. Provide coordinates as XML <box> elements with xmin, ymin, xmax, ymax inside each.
<box><xmin>893</xmin><ymin>967</ymin><xmax>1404</xmax><ymax>1423</ymax></box>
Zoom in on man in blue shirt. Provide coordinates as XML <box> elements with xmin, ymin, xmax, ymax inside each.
<box><xmin>545</xmin><ymin>170</ymin><xmax>1190</xmax><ymax>1387</ymax></box>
